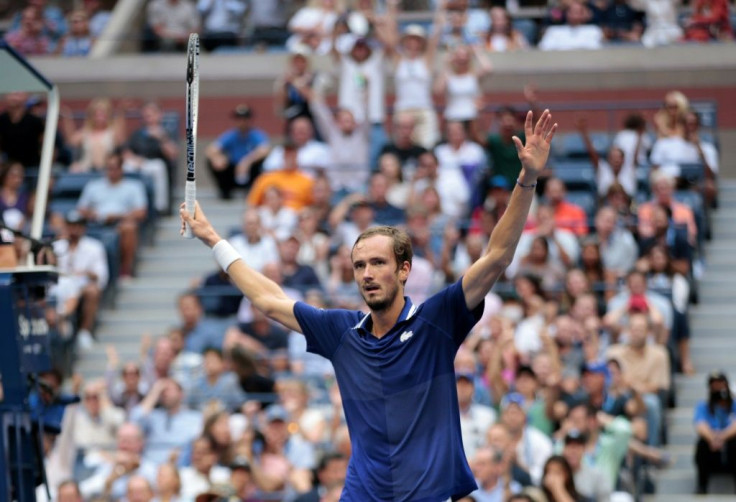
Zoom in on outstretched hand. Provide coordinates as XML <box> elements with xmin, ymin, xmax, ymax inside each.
<box><xmin>180</xmin><ymin>201</ymin><xmax>221</xmax><ymax>248</ymax></box>
<box><xmin>512</xmin><ymin>109</ymin><xmax>557</xmax><ymax>177</ymax></box>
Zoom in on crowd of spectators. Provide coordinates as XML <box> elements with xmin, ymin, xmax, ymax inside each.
<box><xmin>2</xmin><ymin>0</ymin><xmax>735</xmax><ymax>57</ymax></box>
<box><xmin>0</xmin><ymin>1</ymin><xmax>732</xmax><ymax>502</ymax></box>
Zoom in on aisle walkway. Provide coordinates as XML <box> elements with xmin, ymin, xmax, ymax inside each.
<box><xmin>647</xmin><ymin>179</ymin><xmax>736</xmax><ymax>500</ymax></box>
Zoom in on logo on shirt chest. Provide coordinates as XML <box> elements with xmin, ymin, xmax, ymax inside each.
<box><xmin>399</xmin><ymin>330</ymin><xmax>414</xmax><ymax>343</ymax></box>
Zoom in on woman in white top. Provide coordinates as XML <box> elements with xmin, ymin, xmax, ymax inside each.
<box><xmin>629</xmin><ymin>0</ymin><xmax>683</xmax><ymax>48</ymax></box>
<box><xmin>483</xmin><ymin>6</ymin><xmax>529</xmax><ymax>52</ymax></box>
<box><xmin>434</xmin><ymin>44</ymin><xmax>492</xmax><ymax>138</ymax></box>
<box><xmin>63</xmin><ymin>98</ymin><xmax>126</xmax><ymax>172</ymax></box>
<box><xmin>387</xmin><ymin>0</ymin><xmax>442</xmax><ymax>149</ymax></box>
<box><xmin>286</xmin><ymin>0</ymin><xmax>345</xmax><ymax>55</ymax></box>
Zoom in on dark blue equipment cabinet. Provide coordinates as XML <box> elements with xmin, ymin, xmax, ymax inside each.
<box><xmin>0</xmin><ymin>267</ymin><xmax>57</xmax><ymax>502</ymax></box>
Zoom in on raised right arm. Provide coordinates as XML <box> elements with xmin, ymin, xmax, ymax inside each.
<box><xmin>180</xmin><ymin>201</ymin><xmax>301</xmax><ymax>332</ymax></box>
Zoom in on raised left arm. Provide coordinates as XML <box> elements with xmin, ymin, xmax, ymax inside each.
<box><xmin>462</xmin><ymin>109</ymin><xmax>557</xmax><ymax>309</ymax></box>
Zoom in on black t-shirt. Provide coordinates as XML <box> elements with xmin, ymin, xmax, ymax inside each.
<box><xmin>127</xmin><ymin>127</ymin><xmax>167</xmax><ymax>161</ymax></box>
<box><xmin>380</xmin><ymin>143</ymin><xmax>427</xmax><ymax>169</ymax></box>
<box><xmin>0</xmin><ymin>112</ymin><xmax>44</xmax><ymax>167</ymax></box>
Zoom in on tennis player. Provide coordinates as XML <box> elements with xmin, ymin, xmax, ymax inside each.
<box><xmin>181</xmin><ymin>109</ymin><xmax>557</xmax><ymax>501</ymax></box>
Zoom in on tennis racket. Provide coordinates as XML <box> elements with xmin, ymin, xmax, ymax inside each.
<box><xmin>183</xmin><ymin>33</ymin><xmax>200</xmax><ymax>239</ymax></box>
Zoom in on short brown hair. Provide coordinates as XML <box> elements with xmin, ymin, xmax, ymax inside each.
<box><xmin>352</xmin><ymin>226</ymin><xmax>413</xmax><ymax>277</ymax></box>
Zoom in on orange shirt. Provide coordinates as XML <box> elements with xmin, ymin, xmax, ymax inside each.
<box><xmin>554</xmin><ymin>201</ymin><xmax>588</xmax><ymax>236</ymax></box>
<box><xmin>247</xmin><ymin>170</ymin><xmax>314</xmax><ymax>210</ymax></box>
<box><xmin>638</xmin><ymin>201</ymin><xmax>697</xmax><ymax>245</ymax></box>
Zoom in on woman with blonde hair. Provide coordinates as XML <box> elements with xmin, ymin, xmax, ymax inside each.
<box><xmin>63</xmin><ymin>98</ymin><xmax>126</xmax><ymax>172</ymax></box>
<box><xmin>653</xmin><ymin>90</ymin><xmax>689</xmax><ymax>138</ymax></box>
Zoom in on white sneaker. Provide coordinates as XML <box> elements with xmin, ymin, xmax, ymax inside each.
<box><xmin>76</xmin><ymin>329</ymin><xmax>95</xmax><ymax>352</ymax></box>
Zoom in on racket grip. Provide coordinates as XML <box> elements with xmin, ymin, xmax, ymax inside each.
<box><xmin>183</xmin><ymin>180</ymin><xmax>196</xmax><ymax>239</ymax></box>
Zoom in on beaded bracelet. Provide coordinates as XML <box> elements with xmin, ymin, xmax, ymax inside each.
<box><xmin>516</xmin><ymin>179</ymin><xmax>537</xmax><ymax>189</ymax></box>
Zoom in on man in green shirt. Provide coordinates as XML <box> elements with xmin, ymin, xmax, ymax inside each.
<box><xmin>485</xmin><ymin>106</ymin><xmax>527</xmax><ymax>188</ymax></box>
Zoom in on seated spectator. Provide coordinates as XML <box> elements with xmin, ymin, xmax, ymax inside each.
<box><xmin>543</xmin><ymin>177</ymin><xmax>589</xmax><ymax>236</ymax></box>
<box><xmin>249</xmin><ymin>144</ymin><xmax>315</xmax><ymax>211</ymax></box>
<box><xmin>602</xmin><ymin>181</ymin><xmax>636</xmax><ymax>230</ymax></box>
<box><xmin>683</xmin><ymin>0</ymin><xmax>734</xmax><ymax>42</ymax></box>
<box><xmin>52</xmin><ymin>211</ymin><xmax>109</xmax><ymax>350</ymax></box>
<box><xmin>197</xmin><ymin>0</ymin><xmax>247</xmax><ymax>51</ymax></box>
<box><xmin>518</xmin><ymin>236</ymin><xmax>567</xmax><ymax>293</ymax></box>
<box><xmin>130</xmin><ymin>378</ymin><xmax>203</xmax><ymax>464</ymax></box>
<box><xmin>456</xmin><ymin>371</ymin><xmax>497</xmax><ymax>460</ymax></box>
<box><xmin>104</xmin><ymin>348</ymin><xmax>146</xmax><ymax>413</ymax></box>
<box><xmin>126</xmin><ymin>474</ymin><xmax>155</xmax><ymax>502</ymax></box>
<box><xmin>226</xmin><ymin>300</ymin><xmax>290</xmax><ymax>359</ymax></box>
<box><xmin>124</xmin><ymin>101</ymin><xmax>178</xmax><ymax>214</ymax></box>
<box><xmin>293</xmin><ymin>207</ymin><xmax>330</xmax><ymax>279</ymax></box>
<box><xmin>600</xmin><ymin>0</ymin><xmax>643</xmax><ymax>43</ymax></box>
<box><xmin>141</xmin><ymin>337</ymin><xmax>176</xmax><ymax>389</ymax></box>
<box><xmin>377</xmin><ymin>152</ymin><xmax>411</xmax><ymax>209</ymax></box>
<box><xmin>294</xmin><ymin>452</ymin><xmax>348</xmax><ymax>502</ymax></box>
<box><xmin>188</xmin><ymin>347</ymin><xmax>245</xmax><ymax>411</ymax></box>
<box><xmin>326</xmin><ymin>244</ymin><xmax>363</xmax><ymax>310</ymax></box>
<box><xmin>650</xmin><ymin>113</ymin><xmax>717</xmax><ymax>182</ymax></box>
<box><xmin>56</xmin><ymin>10</ymin><xmax>94</xmax><ymax>57</ymax></box>
<box><xmin>286</xmin><ymin>0</ymin><xmax>343</xmax><ymax>55</ymax></box>
<box><xmin>439</xmin><ymin>0</ymin><xmax>479</xmax><ymax>49</ymax></box>
<box><xmin>366</xmin><ymin>172</ymin><xmax>406</xmax><ymax>227</ymax></box>
<box><xmin>288</xmin><ymin>291</ymin><xmax>335</xmax><ymax>379</ymax></box>
<box><xmin>640</xmin><ymin>244</ymin><xmax>693</xmax><ymax>374</ymax></box>
<box><xmin>229</xmin><ymin>210</ymin><xmax>279</xmax><ymax>273</ymax></box>
<box><xmin>507</xmin><ymin>204</ymin><xmax>580</xmax><ymax>280</ymax></box>
<box><xmin>249</xmin><ymin>0</ymin><xmax>291</xmax><ymax>47</ymax></box>
<box><xmin>79</xmin><ymin>422</ymin><xmax>157</xmax><ymax>501</ymax></box>
<box><xmin>299</xmin><ymin>82</ymin><xmax>371</xmax><ymax>195</ymax></box>
<box><xmin>379</xmin><ymin>112</ymin><xmax>428</xmax><ymax>175</ymax></box>
<box><xmin>257</xmin><ymin>186</ymin><xmax>298</xmax><ymax>241</ymax></box>
<box><xmin>485</xmin><ymin>422</ymin><xmax>534</xmax><ymax>488</ymax></box>
<box><xmin>579</xmin><ymin>237</ymin><xmax>608</xmax><ymax>289</ymax></box>
<box><xmin>606</xmin><ymin>313</ymin><xmax>670</xmax><ymax>446</ymax></box>
<box><xmin>66</xmin><ymin>379</ymin><xmax>125</xmax><ymax>471</ymax></box>
<box><xmin>10</xmin><ymin>0</ymin><xmax>67</xmax><ymax>45</ymax></box>
<box><xmin>202</xmin><ymin>410</ymin><xmax>238</xmax><ymax>467</ymax></box>
<box><xmin>5</xmin><ymin>6</ymin><xmax>52</xmax><ymax>56</ymax></box>
<box><xmin>328</xmin><ymin>196</ymin><xmax>378</xmax><ymax>249</ymax></box>
<box><xmin>206</xmin><ymin>104</ymin><xmax>270</xmax><ymax>200</ymax></box>
<box><xmin>653</xmin><ymin>90</ymin><xmax>689</xmax><ymax>139</ymax></box>
<box><xmin>469</xmin><ymin>446</ymin><xmax>523</xmax><ymax>500</ymax></box>
<box><xmin>594</xmin><ymin>206</ymin><xmax>638</xmax><ymax>280</ymax></box>
<box><xmin>179</xmin><ymin>436</ymin><xmax>231</xmax><ymax>498</ymax></box>
<box><xmin>630</xmin><ymin>0</ymin><xmax>682</xmax><ymax>47</ymax></box>
<box><xmin>0</xmin><ymin>92</ymin><xmax>45</xmax><ymax>168</ymax></box>
<box><xmin>197</xmin><ymin>266</ymin><xmax>243</xmax><ymax>318</ymax></box>
<box><xmin>154</xmin><ymin>463</ymin><xmax>181</xmax><ymax>502</ymax></box>
<box><xmin>638</xmin><ymin>204</ymin><xmax>692</xmax><ymax>276</ymax></box>
<box><xmin>83</xmin><ymin>0</ymin><xmax>111</xmax><ymax>38</ymax></box>
<box><xmin>0</xmin><ymin>161</ymin><xmax>31</xmax><ymax>231</ymax></box>
<box><xmin>277</xmin><ymin>234</ymin><xmax>323</xmax><ymax>294</ymax></box>
<box><xmin>55</xmin><ymin>480</ymin><xmax>83</xmax><ymax>502</ymax></box>
<box><xmin>63</xmin><ymin>98</ymin><xmax>127</xmax><ymax>173</ymax></box>
<box><xmin>177</xmin><ymin>291</ymin><xmax>226</xmax><ymax>353</ymax></box>
<box><xmin>557</xmin><ymin>404</ymin><xmax>631</xmax><ymax>494</ymax></box>
<box><xmin>263</xmin><ymin>117</ymin><xmax>331</xmax><ymax>176</ymax></box>
<box><xmin>409</xmin><ymin>151</ymin><xmax>470</xmax><ymax>219</ymax></box>
<box><xmin>145</xmin><ymin>0</ymin><xmax>200</xmax><ymax>52</ymax></box>
<box><xmin>540</xmin><ymin>455</ymin><xmax>585</xmax><ymax>502</ymax></box>
<box><xmin>538</xmin><ymin>3</ymin><xmax>604</xmax><ymax>51</ymax></box>
<box><xmin>638</xmin><ymin>170</ymin><xmax>698</xmax><ymax>245</ymax></box>
<box><xmin>434</xmin><ymin>121</ymin><xmax>488</xmax><ymax>192</ymax></box>
<box><xmin>604</xmin><ymin>269</ymin><xmax>673</xmax><ymax>343</ymax></box>
<box><xmin>683</xmin><ymin>110</ymin><xmax>719</xmax><ymax>207</ymax></box>
<box><xmin>693</xmin><ymin>371</ymin><xmax>736</xmax><ymax>494</ymax></box>
<box><xmin>576</xmin><ymin>117</ymin><xmax>637</xmax><ymax>198</ymax></box>
<box><xmin>500</xmin><ymin>392</ymin><xmax>553</xmax><ymax>485</ymax></box>
<box><xmin>76</xmin><ymin>150</ymin><xmax>147</xmax><ymax>278</ymax></box>
<box><xmin>482</xmin><ymin>6</ymin><xmax>529</xmax><ymax>52</ymax></box>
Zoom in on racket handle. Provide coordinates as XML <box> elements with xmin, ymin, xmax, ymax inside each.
<box><xmin>183</xmin><ymin>180</ymin><xmax>196</xmax><ymax>239</ymax></box>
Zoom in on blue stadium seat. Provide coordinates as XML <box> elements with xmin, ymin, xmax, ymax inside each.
<box><xmin>513</xmin><ymin>18</ymin><xmax>538</xmax><ymax>45</ymax></box>
<box><xmin>565</xmin><ymin>191</ymin><xmax>597</xmax><ymax>220</ymax></box>
<box><xmin>551</xmin><ymin>160</ymin><xmax>597</xmax><ymax>194</ymax></box>
<box><xmin>51</xmin><ymin>172</ymin><xmax>101</xmax><ymax>199</ymax></box>
<box><xmin>555</xmin><ymin>132</ymin><xmax>611</xmax><ymax>160</ymax></box>
<box><xmin>636</xmin><ymin>165</ymin><xmax>652</xmax><ymax>196</ymax></box>
<box><xmin>48</xmin><ymin>199</ymin><xmax>78</xmax><ymax>219</ymax></box>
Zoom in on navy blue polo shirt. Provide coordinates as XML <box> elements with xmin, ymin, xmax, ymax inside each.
<box><xmin>294</xmin><ymin>279</ymin><xmax>483</xmax><ymax>501</ymax></box>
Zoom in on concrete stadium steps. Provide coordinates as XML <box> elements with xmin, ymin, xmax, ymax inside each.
<box><xmin>73</xmin><ymin>188</ymin><xmax>245</xmax><ymax>379</ymax></box>
<box><xmin>646</xmin><ymin>180</ymin><xmax>736</xmax><ymax>500</ymax></box>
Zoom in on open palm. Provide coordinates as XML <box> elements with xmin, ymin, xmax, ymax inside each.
<box><xmin>512</xmin><ymin>109</ymin><xmax>557</xmax><ymax>177</ymax></box>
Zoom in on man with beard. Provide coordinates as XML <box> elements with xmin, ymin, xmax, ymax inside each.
<box><xmin>180</xmin><ymin>110</ymin><xmax>557</xmax><ymax>501</ymax></box>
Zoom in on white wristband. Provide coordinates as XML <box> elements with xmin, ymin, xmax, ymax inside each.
<box><xmin>212</xmin><ymin>240</ymin><xmax>241</xmax><ymax>272</ymax></box>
